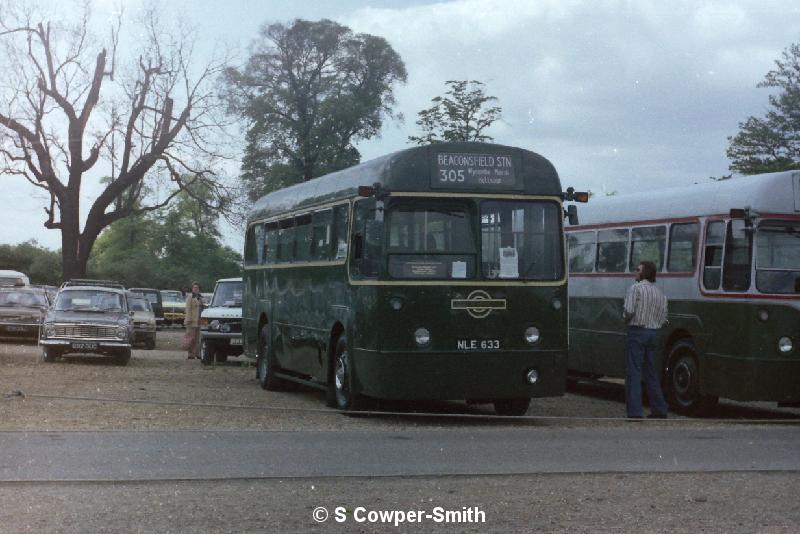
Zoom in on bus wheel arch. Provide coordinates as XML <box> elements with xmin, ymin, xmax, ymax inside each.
<box><xmin>664</xmin><ymin>338</ymin><xmax>718</xmax><ymax>416</ymax></box>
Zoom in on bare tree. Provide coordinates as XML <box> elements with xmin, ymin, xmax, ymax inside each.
<box><xmin>0</xmin><ymin>2</ymin><xmax>234</xmax><ymax>279</ymax></box>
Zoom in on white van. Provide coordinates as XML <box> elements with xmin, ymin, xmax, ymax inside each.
<box><xmin>0</xmin><ymin>270</ymin><xmax>30</xmax><ymax>287</ymax></box>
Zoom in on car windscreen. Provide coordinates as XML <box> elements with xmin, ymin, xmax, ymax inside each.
<box><xmin>129</xmin><ymin>297</ymin><xmax>150</xmax><ymax>312</ymax></box>
<box><xmin>0</xmin><ymin>289</ymin><xmax>48</xmax><ymax>308</ymax></box>
<box><xmin>211</xmin><ymin>282</ymin><xmax>243</xmax><ymax>307</ymax></box>
<box><xmin>756</xmin><ymin>221</ymin><xmax>800</xmax><ymax>294</ymax></box>
<box><xmin>54</xmin><ymin>290</ymin><xmax>124</xmax><ymax>312</ymax></box>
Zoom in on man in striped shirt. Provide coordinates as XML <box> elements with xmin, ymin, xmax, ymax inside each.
<box><xmin>623</xmin><ymin>260</ymin><xmax>669</xmax><ymax>419</ymax></box>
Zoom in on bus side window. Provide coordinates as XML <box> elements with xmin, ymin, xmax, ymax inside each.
<box><xmin>311</xmin><ymin>209</ymin><xmax>333</xmax><ymax>261</ymax></box>
<box><xmin>567</xmin><ymin>231</ymin><xmax>595</xmax><ymax>273</ymax></box>
<box><xmin>350</xmin><ymin>199</ymin><xmax>380</xmax><ymax>279</ymax></box>
<box><xmin>278</xmin><ymin>219</ymin><xmax>295</xmax><ymax>263</ymax></box>
<box><xmin>703</xmin><ymin>221</ymin><xmax>725</xmax><ymax>289</ymax></box>
<box><xmin>333</xmin><ymin>204</ymin><xmax>349</xmax><ymax>260</ymax></box>
<box><xmin>264</xmin><ymin>222</ymin><xmax>278</xmax><ymax>264</ymax></box>
<box><xmin>630</xmin><ymin>226</ymin><xmax>666</xmax><ymax>271</ymax></box>
<box><xmin>667</xmin><ymin>222</ymin><xmax>698</xmax><ymax>272</ymax></box>
<box><xmin>596</xmin><ymin>228</ymin><xmax>629</xmax><ymax>272</ymax></box>
<box><xmin>722</xmin><ymin>219</ymin><xmax>753</xmax><ymax>291</ymax></box>
<box><xmin>294</xmin><ymin>214</ymin><xmax>313</xmax><ymax>262</ymax></box>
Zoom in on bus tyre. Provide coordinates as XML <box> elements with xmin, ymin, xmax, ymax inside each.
<box><xmin>493</xmin><ymin>398</ymin><xmax>531</xmax><ymax>416</ymax></box>
<box><xmin>200</xmin><ymin>340</ymin><xmax>215</xmax><ymax>366</ymax></box>
<box><xmin>665</xmin><ymin>340</ymin><xmax>718</xmax><ymax>416</ymax></box>
<box><xmin>257</xmin><ymin>326</ymin><xmax>280</xmax><ymax>391</ymax></box>
<box><xmin>40</xmin><ymin>346</ymin><xmax>59</xmax><ymax>363</ymax></box>
<box><xmin>332</xmin><ymin>337</ymin><xmax>361</xmax><ymax>411</ymax></box>
<box><xmin>115</xmin><ymin>349</ymin><xmax>131</xmax><ymax>366</ymax></box>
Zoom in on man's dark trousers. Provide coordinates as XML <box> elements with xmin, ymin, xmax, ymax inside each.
<box><xmin>625</xmin><ymin>326</ymin><xmax>669</xmax><ymax>417</ymax></box>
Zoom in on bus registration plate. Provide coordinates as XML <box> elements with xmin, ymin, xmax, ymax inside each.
<box><xmin>457</xmin><ymin>339</ymin><xmax>500</xmax><ymax>350</ymax></box>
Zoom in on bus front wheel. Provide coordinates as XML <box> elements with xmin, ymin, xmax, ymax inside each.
<box><xmin>664</xmin><ymin>340</ymin><xmax>718</xmax><ymax>416</ymax></box>
<box><xmin>332</xmin><ymin>337</ymin><xmax>361</xmax><ymax>411</ymax></box>
<box><xmin>257</xmin><ymin>326</ymin><xmax>280</xmax><ymax>391</ymax></box>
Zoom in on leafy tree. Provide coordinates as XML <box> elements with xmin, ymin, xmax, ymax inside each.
<box><xmin>727</xmin><ymin>42</ymin><xmax>800</xmax><ymax>174</ymax></box>
<box><xmin>88</xmin><ymin>190</ymin><xmax>241</xmax><ymax>291</ymax></box>
<box><xmin>0</xmin><ymin>240</ymin><xmax>61</xmax><ymax>285</ymax></box>
<box><xmin>409</xmin><ymin>80</ymin><xmax>502</xmax><ymax>145</ymax></box>
<box><xmin>0</xmin><ymin>3</ymin><xmax>233</xmax><ymax>280</ymax></box>
<box><xmin>222</xmin><ymin>19</ymin><xmax>407</xmax><ymax>200</ymax></box>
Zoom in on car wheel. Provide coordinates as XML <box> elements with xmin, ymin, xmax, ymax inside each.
<box><xmin>664</xmin><ymin>340</ymin><xmax>718</xmax><ymax>416</ymax></box>
<box><xmin>115</xmin><ymin>348</ymin><xmax>131</xmax><ymax>366</ymax></box>
<box><xmin>332</xmin><ymin>337</ymin><xmax>362</xmax><ymax>411</ymax></box>
<box><xmin>40</xmin><ymin>346</ymin><xmax>59</xmax><ymax>363</ymax></box>
<box><xmin>493</xmin><ymin>398</ymin><xmax>531</xmax><ymax>416</ymax></box>
<box><xmin>257</xmin><ymin>325</ymin><xmax>281</xmax><ymax>390</ymax></box>
<box><xmin>200</xmin><ymin>340</ymin><xmax>215</xmax><ymax>366</ymax></box>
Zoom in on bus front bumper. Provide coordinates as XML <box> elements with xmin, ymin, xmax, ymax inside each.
<box><xmin>351</xmin><ymin>348</ymin><xmax>567</xmax><ymax>401</ymax></box>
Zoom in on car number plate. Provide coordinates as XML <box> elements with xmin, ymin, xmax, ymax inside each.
<box><xmin>230</xmin><ymin>337</ymin><xmax>243</xmax><ymax>346</ymax></box>
<box><xmin>457</xmin><ymin>339</ymin><xmax>501</xmax><ymax>350</ymax></box>
<box><xmin>72</xmin><ymin>342</ymin><xmax>98</xmax><ymax>350</ymax></box>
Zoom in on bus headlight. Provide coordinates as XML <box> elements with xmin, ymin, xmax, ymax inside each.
<box><xmin>210</xmin><ymin>320</ymin><xmax>220</xmax><ymax>331</ymax></box>
<box><xmin>524</xmin><ymin>326</ymin><xmax>541</xmax><ymax>345</ymax></box>
<box><xmin>778</xmin><ymin>337</ymin><xmax>793</xmax><ymax>353</ymax></box>
<box><xmin>757</xmin><ymin>309</ymin><xmax>769</xmax><ymax>322</ymax></box>
<box><xmin>414</xmin><ymin>327</ymin><xmax>431</xmax><ymax>347</ymax></box>
<box><xmin>526</xmin><ymin>368</ymin><xmax>540</xmax><ymax>384</ymax></box>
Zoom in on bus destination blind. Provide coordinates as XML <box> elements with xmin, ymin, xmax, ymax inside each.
<box><xmin>432</xmin><ymin>153</ymin><xmax>517</xmax><ymax>189</ymax></box>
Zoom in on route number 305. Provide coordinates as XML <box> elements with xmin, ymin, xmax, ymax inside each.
<box><xmin>439</xmin><ymin>169</ymin><xmax>465</xmax><ymax>182</ymax></box>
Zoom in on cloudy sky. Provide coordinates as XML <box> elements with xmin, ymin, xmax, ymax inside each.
<box><xmin>1</xmin><ymin>0</ymin><xmax>797</xmax><ymax>251</ymax></box>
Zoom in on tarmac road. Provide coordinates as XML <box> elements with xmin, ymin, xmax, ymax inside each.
<box><xmin>3</xmin><ymin>426</ymin><xmax>799</xmax><ymax>482</ymax></box>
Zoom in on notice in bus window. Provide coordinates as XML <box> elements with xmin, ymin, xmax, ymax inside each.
<box><xmin>432</xmin><ymin>153</ymin><xmax>518</xmax><ymax>189</ymax></box>
<box><xmin>405</xmin><ymin>261</ymin><xmax>445</xmax><ymax>278</ymax></box>
<box><xmin>499</xmin><ymin>247</ymin><xmax>519</xmax><ymax>278</ymax></box>
<box><xmin>451</xmin><ymin>261</ymin><xmax>467</xmax><ymax>279</ymax></box>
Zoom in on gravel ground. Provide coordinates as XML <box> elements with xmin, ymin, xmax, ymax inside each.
<box><xmin>1</xmin><ymin>331</ymin><xmax>799</xmax><ymax>532</ymax></box>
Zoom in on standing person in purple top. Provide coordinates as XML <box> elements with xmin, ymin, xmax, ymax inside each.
<box><xmin>623</xmin><ymin>261</ymin><xmax>669</xmax><ymax>419</ymax></box>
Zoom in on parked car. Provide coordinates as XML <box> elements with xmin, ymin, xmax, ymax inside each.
<box><xmin>0</xmin><ymin>270</ymin><xmax>29</xmax><ymax>287</ymax></box>
<box><xmin>0</xmin><ymin>286</ymin><xmax>50</xmax><ymax>341</ymax></box>
<box><xmin>199</xmin><ymin>277</ymin><xmax>244</xmax><ymax>365</ymax></box>
<box><xmin>160</xmin><ymin>290</ymin><xmax>185</xmax><ymax>326</ymax></box>
<box><xmin>129</xmin><ymin>287</ymin><xmax>164</xmax><ymax>328</ymax></box>
<box><xmin>40</xmin><ymin>281</ymin><xmax>134</xmax><ymax>365</ymax></box>
<box><xmin>127</xmin><ymin>291</ymin><xmax>157</xmax><ymax>350</ymax></box>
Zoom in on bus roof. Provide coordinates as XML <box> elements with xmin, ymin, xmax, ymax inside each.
<box><xmin>247</xmin><ymin>142</ymin><xmax>561</xmax><ymax>222</ymax></box>
<box><xmin>568</xmin><ymin>170</ymin><xmax>800</xmax><ymax>227</ymax></box>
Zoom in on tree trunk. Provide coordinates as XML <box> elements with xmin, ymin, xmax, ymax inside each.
<box><xmin>59</xmin><ymin>201</ymin><xmax>87</xmax><ymax>281</ymax></box>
